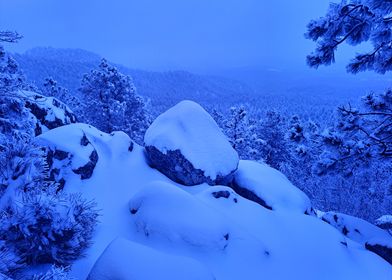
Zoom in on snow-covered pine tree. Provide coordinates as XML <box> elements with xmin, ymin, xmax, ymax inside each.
<box><xmin>42</xmin><ymin>77</ymin><xmax>81</xmax><ymax>111</ymax></box>
<box><xmin>306</xmin><ymin>0</ymin><xmax>392</xmax><ymax>74</ymax></box>
<box><xmin>258</xmin><ymin>110</ymin><xmax>292</xmax><ymax>171</ymax></box>
<box><xmin>222</xmin><ymin>105</ymin><xmax>264</xmax><ymax>161</ymax></box>
<box><xmin>79</xmin><ymin>58</ymin><xmax>148</xmax><ymax>143</ymax></box>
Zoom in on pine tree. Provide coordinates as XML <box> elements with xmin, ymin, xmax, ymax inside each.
<box><xmin>79</xmin><ymin>59</ymin><xmax>148</xmax><ymax>143</ymax></box>
<box><xmin>42</xmin><ymin>77</ymin><xmax>81</xmax><ymax>111</ymax></box>
<box><xmin>306</xmin><ymin>0</ymin><xmax>392</xmax><ymax>74</ymax></box>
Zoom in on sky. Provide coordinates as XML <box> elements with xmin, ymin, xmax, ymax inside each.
<box><xmin>0</xmin><ymin>0</ymin><xmax>357</xmax><ymax>73</ymax></box>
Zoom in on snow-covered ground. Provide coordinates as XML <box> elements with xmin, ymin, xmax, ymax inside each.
<box><xmin>38</xmin><ymin>119</ymin><xmax>392</xmax><ymax>280</ymax></box>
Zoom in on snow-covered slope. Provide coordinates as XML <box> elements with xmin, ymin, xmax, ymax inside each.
<box><xmin>35</xmin><ymin>103</ymin><xmax>392</xmax><ymax>280</ymax></box>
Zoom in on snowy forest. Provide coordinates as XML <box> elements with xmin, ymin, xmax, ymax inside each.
<box><xmin>1</xmin><ymin>0</ymin><xmax>392</xmax><ymax>279</ymax></box>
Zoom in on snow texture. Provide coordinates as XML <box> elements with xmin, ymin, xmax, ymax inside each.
<box><xmin>144</xmin><ymin>100</ymin><xmax>239</xmax><ymax>180</ymax></box>
<box><xmin>87</xmin><ymin>238</ymin><xmax>215</xmax><ymax>280</ymax></box>
<box><xmin>129</xmin><ymin>181</ymin><xmax>230</xmax><ymax>249</ymax></box>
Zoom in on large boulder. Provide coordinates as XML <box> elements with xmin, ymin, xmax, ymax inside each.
<box><xmin>144</xmin><ymin>100</ymin><xmax>238</xmax><ymax>186</ymax></box>
<box><xmin>231</xmin><ymin>160</ymin><xmax>313</xmax><ymax>214</ymax></box>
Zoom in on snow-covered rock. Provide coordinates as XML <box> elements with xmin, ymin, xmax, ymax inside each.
<box><xmin>144</xmin><ymin>100</ymin><xmax>239</xmax><ymax>186</ymax></box>
<box><xmin>35</xmin><ymin>122</ymin><xmax>391</xmax><ymax>280</ymax></box>
<box><xmin>321</xmin><ymin>211</ymin><xmax>392</xmax><ymax>264</ymax></box>
<box><xmin>232</xmin><ymin>160</ymin><xmax>312</xmax><ymax>214</ymax></box>
<box><xmin>37</xmin><ymin>123</ymin><xmax>134</xmax><ymax>189</ymax></box>
<box><xmin>21</xmin><ymin>91</ymin><xmax>76</xmax><ymax>135</ymax></box>
<box><xmin>321</xmin><ymin>212</ymin><xmax>392</xmax><ymax>245</ymax></box>
<box><xmin>129</xmin><ymin>181</ymin><xmax>230</xmax><ymax>249</ymax></box>
<box><xmin>87</xmin><ymin>238</ymin><xmax>215</xmax><ymax>280</ymax></box>
<box><xmin>376</xmin><ymin>215</ymin><xmax>392</xmax><ymax>231</ymax></box>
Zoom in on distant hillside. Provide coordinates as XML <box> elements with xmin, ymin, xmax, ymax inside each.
<box><xmin>14</xmin><ymin>47</ymin><xmax>392</xmax><ymax>123</ymax></box>
<box><xmin>13</xmin><ymin>47</ymin><xmax>255</xmax><ymax>113</ymax></box>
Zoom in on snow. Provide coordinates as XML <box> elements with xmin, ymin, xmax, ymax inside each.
<box><xmin>87</xmin><ymin>238</ymin><xmax>215</xmax><ymax>280</ymax></box>
<box><xmin>144</xmin><ymin>100</ymin><xmax>239</xmax><ymax>179</ymax></box>
<box><xmin>37</xmin><ymin>123</ymin><xmax>100</xmax><ymax>169</ymax></box>
<box><xmin>233</xmin><ymin>160</ymin><xmax>312</xmax><ymax>213</ymax></box>
<box><xmin>20</xmin><ymin>90</ymin><xmax>74</xmax><ymax>131</ymax></box>
<box><xmin>36</xmin><ymin>123</ymin><xmax>392</xmax><ymax>280</ymax></box>
<box><xmin>322</xmin><ymin>211</ymin><xmax>392</xmax><ymax>246</ymax></box>
<box><xmin>129</xmin><ymin>181</ymin><xmax>230</xmax><ymax>249</ymax></box>
<box><xmin>376</xmin><ymin>215</ymin><xmax>392</xmax><ymax>226</ymax></box>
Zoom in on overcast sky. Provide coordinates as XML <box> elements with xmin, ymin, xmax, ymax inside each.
<box><xmin>1</xmin><ymin>0</ymin><xmax>351</xmax><ymax>73</ymax></box>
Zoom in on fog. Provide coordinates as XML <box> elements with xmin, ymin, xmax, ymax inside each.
<box><xmin>0</xmin><ymin>0</ymin><xmax>335</xmax><ymax>72</ymax></box>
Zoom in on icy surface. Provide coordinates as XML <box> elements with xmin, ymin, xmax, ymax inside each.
<box><xmin>234</xmin><ymin>160</ymin><xmax>312</xmax><ymax>213</ymax></box>
<box><xmin>144</xmin><ymin>100</ymin><xmax>238</xmax><ymax>179</ymax></box>
<box><xmin>87</xmin><ymin>238</ymin><xmax>215</xmax><ymax>280</ymax></box>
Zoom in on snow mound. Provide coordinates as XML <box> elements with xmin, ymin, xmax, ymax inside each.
<box><xmin>232</xmin><ymin>160</ymin><xmax>312</xmax><ymax>213</ymax></box>
<box><xmin>87</xmin><ymin>238</ymin><xmax>215</xmax><ymax>280</ymax></box>
<box><xmin>144</xmin><ymin>100</ymin><xmax>238</xmax><ymax>185</ymax></box>
<box><xmin>129</xmin><ymin>181</ymin><xmax>230</xmax><ymax>249</ymax></box>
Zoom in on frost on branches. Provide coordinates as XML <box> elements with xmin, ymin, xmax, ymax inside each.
<box><xmin>79</xmin><ymin>59</ymin><xmax>149</xmax><ymax>143</ymax></box>
<box><xmin>316</xmin><ymin>90</ymin><xmax>392</xmax><ymax>175</ymax></box>
<box><xmin>0</xmin><ymin>34</ymin><xmax>99</xmax><ymax>279</ymax></box>
<box><xmin>306</xmin><ymin>0</ymin><xmax>392</xmax><ymax>74</ymax></box>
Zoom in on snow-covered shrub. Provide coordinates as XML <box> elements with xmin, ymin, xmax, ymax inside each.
<box><xmin>0</xmin><ymin>138</ymin><xmax>49</xmax><ymax>194</ymax></box>
<box><xmin>0</xmin><ymin>192</ymin><xmax>98</xmax><ymax>265</ymax></box>
<box><xmin>31</xmin><ymin>266</ymin><xmax>74</xmax><ymax>280</ymax></box>
<box><xmin>0</xmin><ymin>240</ymin><xmax>22</xmax><ymax>279</ymax></box>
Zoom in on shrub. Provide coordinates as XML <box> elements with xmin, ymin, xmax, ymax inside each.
<box><xmin>0</xmin><ymin>192</ymin><xmax>98</xmax><ymax>266</ymax></box>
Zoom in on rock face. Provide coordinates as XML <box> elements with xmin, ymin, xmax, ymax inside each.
<box><xmin>144</xmin><ymin>100</ymin><xmax>238</xmax><ymax>186</ymax></box>
<box><xmin>365</xmin><ymin>242</ymin><xmax>392</xmax><ymax>265</ymax></box>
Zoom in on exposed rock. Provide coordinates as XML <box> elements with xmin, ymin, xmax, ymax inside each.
<box><xmin>73</xmin><ymin>150</ymin><xmax>99</xmax><ymax>180</ymax></box>
<box><xmin>365</xmin><ymin>242</ymin><xmax>392</xmax><ymax>265</ymax></box>
<box><xmin>230</xmin><ymin>181</ymin><xmax>272</xmax><ymax>210</ymax></box>
<box><xmin>145</xmin><ymin>146</ymin><xmax>235</xmax><ymax>186</ymax></box>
